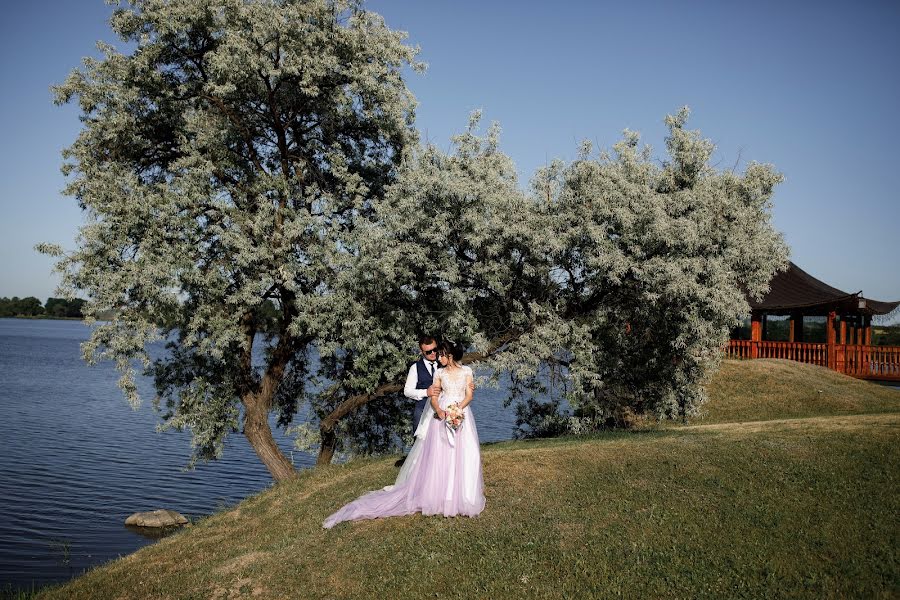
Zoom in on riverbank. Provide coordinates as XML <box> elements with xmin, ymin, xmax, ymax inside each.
<box><xmin>0</xmin><ymin>317</ymin><xmax>516</xmax><ymax>590</ymax></box>
<box><xmin>32</xmin><ymin>359</ymin><xmax>899</xmax><ymax>599</ymax></box>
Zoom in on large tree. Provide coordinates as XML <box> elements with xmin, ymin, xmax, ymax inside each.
<box><xmin>45</xmin><ymin>0</ymin><xmax>420</xmax><ymax>481</ymax></box>
<box><xmin>45</xmin><ymin>1</ymin><xmax>788</xmax><ymax>481</ymax></box>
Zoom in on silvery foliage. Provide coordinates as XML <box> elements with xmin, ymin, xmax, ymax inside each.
<box><xmin>298</xmin><ymin>107</ymin><xmax>788</xmax><ymax>455</ymax></box>
<box><xmin>42</xmin><ymin>1</ymin><xmax>787</xmax><ymax>466</ymax></box>
<box><xmin>532</xmin><ymin>107</ymin><xmax>789</xmax><ymax>423</ymax></box>
<box><xmin>43</xmin><ymin>0</ymin><xmax>420</xmax><ymax>467</ymax></box>
<box><xmin>292</xmin><ymin>112</ymin><xmax>556</xmax><ymax>457</ymax></box>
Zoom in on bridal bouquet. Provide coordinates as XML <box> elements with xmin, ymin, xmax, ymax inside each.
<box><xmin>444</xmin><ymin>403</ymin><xmax>465</xmax><ymax>431</ymax></box>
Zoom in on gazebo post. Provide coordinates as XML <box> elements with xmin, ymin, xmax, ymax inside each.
<box><xmin>826</xmin><ymin>311</ymin><xmax>836</xmax><ymax>370</ymax></box>
<box><xmin>840</xmin><ymin>319</ymin><xmax>847</xmax><ymax>345</ymax></box>
<box><xmin>863</xmin><ymin>314</ymin><xmax>872</xmax><ymax>376</ymax></box>
<box><xmin>791</xmin><ymin>312</ymin><xmax>804</xmax><ymax>343</ymax></box>
<box><xmin>750</xmin><ymin>313</ymin><xmax>762</xmax><ymax>358</ymax></box>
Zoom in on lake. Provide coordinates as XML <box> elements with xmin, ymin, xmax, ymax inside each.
<box><xmin>0</xmin><ymin>319</ymin><xmax>519</xmax><ymax>589</ymax></box>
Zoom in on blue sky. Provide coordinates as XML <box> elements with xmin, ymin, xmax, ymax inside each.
<box><xmin>1</xmin><ymin>1</ymin><xmax>898</xmax><ymax>315</ymax></box>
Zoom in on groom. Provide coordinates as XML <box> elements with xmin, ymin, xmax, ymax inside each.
<box><xmin>403</xmin><ymin>335</ymin><xmax>440</xmax><ymax>437</ymax></box>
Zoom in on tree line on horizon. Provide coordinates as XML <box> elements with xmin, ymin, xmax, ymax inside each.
<box><xmin>0</xmin><ymin>296</ymin><xmax>86</xmax><ymax>319</ymax></box>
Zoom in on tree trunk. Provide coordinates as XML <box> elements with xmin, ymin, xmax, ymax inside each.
<box><xmin>243</xmin><ymin>393</ymin><xmax>298</xmax><ymax>482</ymax></box>
<box><xmin>315</xmin><ymin>384</ymin><xmax>403</xmax><ymax>466</ymax></box>
<box><xmin>317</xmin><ymin>426</ymin><xmax>337</xmax><ymax>466</ymax></box>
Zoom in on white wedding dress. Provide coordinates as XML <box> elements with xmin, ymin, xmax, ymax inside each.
<box><xmin>323</xmin><ymin>365</ymin><xmax>485</xmax><ymax>528</ymax></box>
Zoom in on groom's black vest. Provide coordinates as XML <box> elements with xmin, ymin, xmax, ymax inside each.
<box><xmin>415</xmin><ymin>358</ymin><xmax>437</xmax><ymax>389</ymax></box>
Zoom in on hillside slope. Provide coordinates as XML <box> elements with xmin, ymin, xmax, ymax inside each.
<box><xmin>39</xmin><ymin>361</ymin><xmax>900</xmax><ymax>599</ymax></box>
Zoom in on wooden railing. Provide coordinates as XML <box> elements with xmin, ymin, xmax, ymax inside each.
<box><xmin>726</xmin><ymin>340</ymin><xmax>900</xmax><ymax>381</ymax></box>
<box><xmin>835</xmin><ymin>345</ymin><xmax>900</xmax><ymax>379</ymax></box>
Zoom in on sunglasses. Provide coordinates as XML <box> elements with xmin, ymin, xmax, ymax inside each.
<box><xmin>423</xmin><ymin>348</ymin><xmax>438</xmax><ymax>355</ymax></box>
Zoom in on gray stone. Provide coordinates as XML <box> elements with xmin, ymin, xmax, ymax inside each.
<box><xmin>124</xmin><ymin>509</ymin><xmax>189</xmax><ymax>528</ymax></box>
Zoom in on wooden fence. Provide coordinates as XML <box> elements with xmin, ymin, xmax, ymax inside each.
<box><xmin>726</xmin><ymin>340</ymin><xmax>900</xmax><ymax>381</ymax></box>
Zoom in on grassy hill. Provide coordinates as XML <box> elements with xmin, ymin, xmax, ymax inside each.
<box><xmin>699</xmin><ymin>358</ymin><xmax>900</xmax><ymax>423</ymax></box>
<box><xmin>34</xmin><ymin>360</ymin><xmax>900</xmax><ymax>599</ymax></box>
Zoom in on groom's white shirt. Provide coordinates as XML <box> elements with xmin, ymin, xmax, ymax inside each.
<box><xmin>403</xmin><ymin>359</ymin><xmax>438</xmax><ymax>401</ymax></box>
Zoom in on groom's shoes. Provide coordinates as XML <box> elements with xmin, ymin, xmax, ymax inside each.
<box><xmin>394</xmin><ymin>456</ymin><xmax>406</xmax><ymax>467</ymax></box>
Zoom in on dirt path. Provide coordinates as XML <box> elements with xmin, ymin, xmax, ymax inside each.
<box><xmin>678</xmin><ymin>412</ymin><xmax>900</xmax><ymax>434</ymax></box>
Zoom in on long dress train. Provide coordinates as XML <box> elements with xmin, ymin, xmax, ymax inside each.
<box><xmin>322</xmin><ymin>365</ymin><xmax>485</xmax><ymax>528</ymax></box>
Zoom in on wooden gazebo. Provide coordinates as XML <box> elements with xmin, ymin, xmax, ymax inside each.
<box><xmin>727</xmin><ymin>262</ymin><xmax>900</xmax><ymax>380</ymax></box>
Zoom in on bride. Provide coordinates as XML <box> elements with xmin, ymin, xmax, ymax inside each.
<box><xmin>322</xmin><ymin>341</ymin><xmax>485</xmax><ymax>528</ymax></box>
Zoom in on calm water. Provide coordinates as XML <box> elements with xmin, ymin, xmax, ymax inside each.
<box><xmin>0</xmin><ymin>319</ymin><xmax>517</xmax><ymax>589</ymax></box>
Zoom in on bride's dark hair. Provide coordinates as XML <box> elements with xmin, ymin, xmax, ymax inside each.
<box><xmin>439</xmin><ymin>340</ymin><xmax>465</xmax><ymax>363</ymax></box>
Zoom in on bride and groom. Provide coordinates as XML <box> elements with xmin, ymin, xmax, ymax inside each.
<box><xmin>322</xmin><ymin>336</ymin><xmax>485</xmax><ymax>528</ymax></box>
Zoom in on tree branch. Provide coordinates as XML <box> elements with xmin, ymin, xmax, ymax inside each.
<box><xmin>317</xmin><ymin>328</ymin><xmax>524</xmax><ymax>453</ymax></box>
<box><xmin>201</xmin><ymin>94</ymin><xmax>268</xmax><ymax>175</ymax></box>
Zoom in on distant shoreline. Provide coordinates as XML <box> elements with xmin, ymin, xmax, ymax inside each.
<box><xmin>1</xmin><ymin>315</ymin><xmax>83</xmax><ymax>321</ymax></box>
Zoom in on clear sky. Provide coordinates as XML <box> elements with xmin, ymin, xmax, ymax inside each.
<box><xmin>1</xmin><ymin>1</ymin><xmax>898</xmax><ymax>316</ymax></box>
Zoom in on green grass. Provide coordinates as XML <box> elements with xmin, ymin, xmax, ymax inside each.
<box><xmin>0</xmin><ymin>584</ymin><xmax>43</xmax><ymax>600</ymax></box>
<box><xmin>37</xmin><ymin>361</ymin><xmax>900</xmax><ymax>599</ymax></box>
<box><xmin>698</xmin><ymin>358</ymin><xmax>900</xmax><ymax>423</ymax></box>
